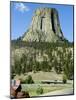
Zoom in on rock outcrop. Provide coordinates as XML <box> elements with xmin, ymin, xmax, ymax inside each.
<box><xmin>22</xmin><ymin>8</ymin><xmax>64</xmax><ymax>42</ymax></box>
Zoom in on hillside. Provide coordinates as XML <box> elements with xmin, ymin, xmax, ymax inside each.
<box><xmin>11</xmin><ymin>40</ymin><xmax>74</xmax><ymax>80</ymax></box>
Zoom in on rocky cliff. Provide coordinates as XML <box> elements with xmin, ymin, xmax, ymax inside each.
<box><xmin>22</xmin><ymin>8</ymin><xmax>64</xmax><ymax>42</ymax></box>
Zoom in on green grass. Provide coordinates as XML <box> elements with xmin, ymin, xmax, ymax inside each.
<box><xmin>14</xmin><ymin>71</ymin><xmax>73</xmax><ymax>97</ymax></box>
<box><xmin>21</xmin><ymin>83</ymin><xmax>73</xmax><ymax>97</ymax></box>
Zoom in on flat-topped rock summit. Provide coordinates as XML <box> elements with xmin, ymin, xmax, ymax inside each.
<box><xmin>22</xmin><ymin>8</ymin><xmax>64</xmax><ymax>42</ymax></box>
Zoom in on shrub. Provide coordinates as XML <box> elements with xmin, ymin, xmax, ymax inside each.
<box><xmin>63</xmin><ymin>74</ymin><xmax>67</xmax><ymax>84</ymax></box>
<box><xmin>20</xmin><ymin>75</ymin><xmax>34</xmax><ymax>84</ymax></box>
<box><xmin>36</xmin><ymin>87</ymin><xmax>43</xmax><ymax>95</ymax></box>
<box><xmin>25</xmin><ymin>75</ymin><xmax>34</xmax><ymax>84</ymax></box>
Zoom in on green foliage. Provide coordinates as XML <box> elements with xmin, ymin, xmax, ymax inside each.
<box><xmin>35</xmin><ymin>61</ymin><xmax>41</xmax><ymax>71</ymax></box>
<box><xmin>41</xmin><ymin>61</ymin><xmax>48</xmax><ymax>71</ymax></box>
<box><xmin>12</xmin><ymin>40</ymin><xmax>74</xmax><ymax>79</ymax></box>
<box><xmin>36</xmin><ymin>86</ymin><xmax>43</xmax><ymax>94</ymax></box>
<box><xmin>20</xmin><ymin>54</ymin><xmax>27</xmax><ymax>73</ymax></box>
<box><xmin>11</xmin><ymin>65</ymin><xmax>15</xmax><ymax>76</ymax></box>
<box><xmin>14</xmin><ymin>58</ymin><xmax>22</xmax><ymax>75</ymax></box>
<box><xmin>11</xmin><ymin>40</ymin><xmax>73</xmax><ymax>50</ymax></box>
<box><xmin>20</xmin><ymin>75</ymin><xmax>34</xmax><ymax>84</ymax></box>
<box><xmin>63</xmin><ymin>51</ymin><xmax>74</xmax><ymax>80</ymax></box>
<box><xmin>24</xmin><ymin>75</ymin><xmax>34</xmax><ymax>84</ymax></box>
<box><xmin>63</xmin><ymin>74</ymin><xmax>67</xmax><ymax>84</ymax></box>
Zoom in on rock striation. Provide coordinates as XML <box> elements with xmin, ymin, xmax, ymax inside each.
<box><xmin>22</xmin><ymin>8</ymin><xmax>64</xmax><ymax>42</ymax></box>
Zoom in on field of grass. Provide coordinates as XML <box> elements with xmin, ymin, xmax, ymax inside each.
<box><xmin>14</xmin><ymin>71</ymin><xmax>63</xmax><ymax>82</ymax></box>
<box><xmin>14</xmin><ymin>71</ymin><xmax>73</xmax><ymax>97</ymax></box>
<box><xmin>21</xmin><ymin>83</ymin><xmax>73</xmax><ymax>97</ymax></box>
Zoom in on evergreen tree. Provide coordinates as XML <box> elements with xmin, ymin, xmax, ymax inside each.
<box><xmin>63</xmin><ymin>51</ymin><xmax>74</xmax><ymax>79</ymax></box>
<box><xmin>14</xmin><ymin>58</ymin><xmax>22</xmax><ymax>75</ymax></box>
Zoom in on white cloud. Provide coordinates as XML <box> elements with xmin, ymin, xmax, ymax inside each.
<box><xmin>15</xmin><ymin>3</ymin><xmax>30</xmax><ymax>13</ymax></box>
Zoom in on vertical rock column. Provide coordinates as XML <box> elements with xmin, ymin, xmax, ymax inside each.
<box><xmin>22</xmin><ymin>8</ymin><xmax>64</xmax><ymax>42</ymax></box>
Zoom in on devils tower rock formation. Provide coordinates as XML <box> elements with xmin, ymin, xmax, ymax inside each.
<box><xmin>22</xmin><ymin>8</ymin><xmax>64</xmax><ymax>42</ymax></box>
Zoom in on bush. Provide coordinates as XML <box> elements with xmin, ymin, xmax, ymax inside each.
<box><xmin>20</xmin><ymin>75</ymin><xmax>34</xmax><ymax>84</ymax></box>
<box><xmin>36</xmin><ymin>87</ymin><xmax>43</xmax><ymax>94</ymax></box>
<box><xmin>25</xmin><ymin>75</ymin><xmax>34</xmax><ymax>84</ymax></box>
<box><xmin>63</xmin><ymin>74</ymin><xmax>67</xmax><ymax>84</ymax></box>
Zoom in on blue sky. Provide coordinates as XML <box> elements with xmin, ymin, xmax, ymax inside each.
<box><xmin>11</xmin><ymin>2</ymin><xmax>74</xmax><ymax>42</ymax></box>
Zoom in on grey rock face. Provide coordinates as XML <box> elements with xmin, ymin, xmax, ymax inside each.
<box><xmin>22</xmin><ymin>8</ymin><xmax>64</xmax><ymax>42</ymax></box>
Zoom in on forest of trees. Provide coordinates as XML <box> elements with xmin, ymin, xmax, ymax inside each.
<box><xmin>11</xmin><ymin>41</ymin><xmax>74</xmax><ymax>80</ymax></box>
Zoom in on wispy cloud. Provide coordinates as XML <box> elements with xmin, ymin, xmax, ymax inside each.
<box><xmin>15</xmin><ymin>3</ymin><xmax>30</xmax><ymax>13</ymax></box>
